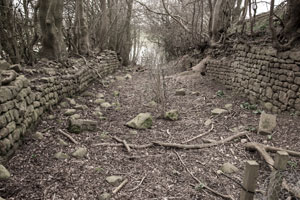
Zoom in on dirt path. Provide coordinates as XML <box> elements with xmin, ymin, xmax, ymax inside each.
<box><xmin>1</xmin><ymin>66</ymin><xmax>299</xmax><ymax>200</ymax></box>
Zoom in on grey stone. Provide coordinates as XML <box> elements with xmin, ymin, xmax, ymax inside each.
<box><xmin>0</xmin><ymin>165</ymin><xmax>10</xmax><ymax>180</ymax></box>
<box><xmin>0</xmin><ymin>60</ymin><xmax>10</xmax><ymax>71</ymax></box>
<box><xmin>66</xmin><ymin>98</ymin><xmax>76</xmax><ymax>106</ymax></box>
<box><xmin>96</xmin><ymin>93</ymin><xmax>105</xmax><ymax>98</ymax></box>
<box><xmin>54</xmin><ymin>152</ymin><xmax>69</xmax><ymax>159</ymax></box>
<box><xmin>105</xmin><ymin>175</ymin><xmax>123</xmax><ymax>186</ymax></box>
<box><xmin>289</xmin><ymin>51</ymin><xmax>300</xmax><ymax>61</ymax></box>
<box><xmin>165</xmin><ymin>109</ymin><xmax>179</xmax><ymax>121</ymax></box>
<box><xmin>58</xmin><ymin>138</ymin><xmax>68</xmax><ymax>146</ymax></box>
<box><xmin>95</xmin><ymin>99</ymin><xmax>105</xmax><ymax>104</ymax></box>
<box><xmin>147</xmin><ymin>101</ymin><xmax>157</xmax><ymax>107</ymax></box>
<box><xmin>68</xmin><ymin>118</ymin><xmax>97</xmax><ymax>133</ymax></box>
<box><xmin>72</xmin><ymin>147</ymin><xmax>87</xmax><ymax>158</ymax></box>
<box><xmin>221</xmin><ymin>163</ymin><xmax>239</xmax><ymax>174</ymax></box>
<box><xmin>204</xmin><ymin>119</ymin><xmax>212</xmax><ymax>126</ymax></box>
<box><xmin>124</xmin><ymin>74</ymin><xmax>132</xmax><ymax>80</ymax></box>
<box><xmin>258</xmin><ymin>112</ymin><xmax>277</xmax><ymax>135</ymax></box>
<box><xmin>101</xmin><ymin>102</ymin><xmax>112</xmax><ymax>108</ymax></box>
<box><xmin>175</xmin><ymin>88</ymin><xmax>186</xmax><ymax>96</ymax></box>
<box><xmin>74</xmin><ymin>104</ymin><xmax>88</xmax><ymax>110</ymax></box>
<box><xmin>126</xmin><ymin>113</ymin><xmax>152</xmax><ymax>129</ymax></box>
<box><xmin>64</xmin><ymin>109</ymin><xmax>77</xmax><ymax>116</ymax></box>
<box><xmin>224</xmin><ymin>104</ymin><xmax>233</xmax><ymax>110</ymax></box>
<box><xmin>264</xmin><ymin>102</ymin><xmax>273</xmax><ymax>112</ymax></box>
<box><xmin>115</xmin><ymin>76</ymin><xmax>125</xmax><ymax>81</ymax></box>
<box><xmin>70</xmin><ymin>114</ymin><xmax>81</xmax><ymax>119</ymax></box>
<box><xmin>211</xmin><ymin>108</ymin><xmax>227</xmax><ymax>115</ymax></box>
<box><xmin>81</xmin><ymin>91</ymin><xmax>94</xmax><ymax>97</ymax></box>
<box><xmin>98</xmin><ymin>192</ymin><xmax>111</xmax><ymax>200</ymax></box>
<box><xmin>9</xmin><ymin>64</ymin><xmax>22</xmax><ymax>72</ymax></box>
<box><xmin>60</xmin><ymin>101</ymin><xmax>69</xmax><ymax>108</ymax></box>
<box><xmin>33</xmin><ymin>132</ymin><xmax>44</xmax><ymax>140</ymax></box>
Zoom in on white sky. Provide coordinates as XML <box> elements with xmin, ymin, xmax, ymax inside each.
<box><xmin>255</xmin><ymin>0</ymin><xmax>285</xmax><ymax>14</ymax></box>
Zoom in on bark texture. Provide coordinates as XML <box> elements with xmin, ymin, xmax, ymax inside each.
<box><xmin>74</xmin><ymin>0</ymin><xmax>89</xmax><ymax>55</ymax></box>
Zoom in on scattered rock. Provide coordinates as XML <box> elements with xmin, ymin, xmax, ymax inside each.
<box><xmin>258</xmin><ymin>112</ymin><xmax>277</xmax><ymax>135</ymax></box>
<box><xmin>97</xmin><ymin>93</ymin><xmax>105</xmax><ymax>98</ymax></box>
<box><xmin>106</xmin><ymin>175</ymin><xmax>123</xmax><ymax>186</ymax></box>
<box><xmin>147</xmin><ymin>101</ymin><xmax>157</xmax><ymax>107</ymax></box>
<box><xmin>211</xmin><ymin>108</ymin><xmax>227</xmax><ymax>115</ymax></box>
<box><xmin>95</xmin><ymin>99</ymin><xmax>105</xmax><ymax>104</ymax></box>
<box><xmin>74</xmin><ymin>104</ymin><xmax>88</xmax><ymax>110</ymax></box>
<box><xmin>113</xmin><ymin>91</ymin><xmax>120</xmax><ymax>97</ymax></box>
<box><xmin>129</xmin><ymin>130</ymin><xmax>138</xmax><ymax>135</ymax></box>
<box><xmin>33</xmin><ymin>132</ymin><xmax>44</xmax><ymax>140</ymax></box>
<box><xmin>58</xmin><ymin>138</ymin><xmax>68</xmax><ymax>146</ymax></box>
<box><xmin>64</xmin><ymin>109</ymin><xmax>77</xmax><ymax>116</ymax></box>
<box><xmin>68</xmin><ymin>118</ymin><xmax>97</xmax><ymax>134</ymax></box>
<box><xmin>126</xmin><ymin>113</ymin><xmax>152</xmax><ymax>129</ymax></box>
<box><xmin>124</xmin><ymin>74</ymin><xmax>132</xmax><ymax>80</ymax></box>
<box><xmin>66</xmin><ymin>98</ymin><xmax>76</xmax><ymax>106</ymax></box>
<box><xmin>264</xmin><ymin>102</ymin><xmax>273</xmax><ymax>112</ymax></box>
<box><xmin>98</xmin><ymin>192</ymin><xmax>111</xmax><ymax>200</ymax></box>
<box><xmin>70</xmin><ymin>114</ymin><xmax>81</xmax><ymax>119</ymax></box>
<box><xmin>81</xmin><ymin>91</ymin><xmax>95</xmax><ymax>97</ymax></box>
<box><xmin>101</xmin><ymin>102</ymin><xmax>112</xmax><ymax>108</ymax></box>
<box><xmin>0</xmin><ymin>165</ymin><xmax>10</xmax><ymax>180</ymax></box>
<box><xmin>221</xmin><ymin>163</ymin><xmax>239</xmax><ymax>174</ymax></box>
<box><xmin>54</xmin><ymin>152</ymin><xmax>69</xmax><ymax>159</ymax></box>
<box><xmin>60</xmin><ymin>101</ymin><xmax>69</xmax><ymax>108</ymax></box>
<box><xmin>0</xmin><ymin>60</ymin><xmax>10</xmax><ymax>71</ymax></box>
<box><xmin>204</xmin><ymin>119</ymin><xmax>212</xmax><ymax>126</ymax></box>
<box><xmin>94</xmin><ymin>111</ymin><xmax>103</xmax><ymax>118</ymax></box>
<box><xmin>175</xmin><ymin>88</ymin><xmax>186</xmax><ymax>96</ymax></box>
<box><xmin>115</xmin><ymin>76</ymin><xmax>125</xmax><ymax>81</ymax></box>
<box><xmin>165</xmin><ymin>109</ymin><xmax>179</xmax><ymax>121</ymax></box>
<box><xmin>48</xmin><ymin>115</ymin><xmax>56</xmax><ymax>120</ymax></box>
<box><xmin>72</xmin><ymin>147</ymin><xmax>87</xmax><ymax>158</ymax></box>
<box><xmin>224</xmin><ymin>104</ymin><xmax>233</xmax><ymax>110</ymax></box>
<box><xmin>191</xmin><ymin>91</ymin><xmax>200</xmax><ymax>96</ymax></box>
<box><xmin>99</xmin><ymin>132</ymin><xmax>110</xmax><ymax>140</ymax></box>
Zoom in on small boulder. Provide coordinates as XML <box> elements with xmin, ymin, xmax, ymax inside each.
<box><xmin>9</xmin><ymin>64</ymin><xmax>22</xmax><ymax>72</ymax></box>
<box><xmin>95</xmin><ymin>99</ymin><xmax>105</xmax><ymax>104</ymax></box>
<box><xmin>64</xmin><ymin>109</ymin><xmax>77</xmax><ymax>116</ymax></box>
<box><xmin>175</xmin><ymin>88</ymin><xmax>186</xmax><ymax>96</ymax></box>
<box><xmin>66</xmin><ymin>98</ymin><xmax>76</xmax><ymax>106</ymax></box>
<box><xmin>258</xmin><ymin>112</ymin><xmax>277</xmax><ymax>135</ymax></box>
<box><xmin>72</xmin><ymin>147</ymin><xmax>87</xmax><ymax>158</ymax></box>
<box><xmin>211</xmin><ymin>108</ymin><xmax>227</xmax><ymax>115</ymax></box>
<box><xmin>33</xmin><ymin>132</ymin><xmax>44</xmax><ymax>140</ymax></box>
<box><xmin>115</xmin><ymin>76</ymin><xmax>125</xmax><ymax>81</ymax></box>
<box><xmin>224</xmin><ymin>104</ymin><xmax>233</xmax><ymax>110</ymax></box>
<box><xmin>54</xmin><ymin>152</ymin><xmax>69</xmax><ymax>159</ymax></box>
<box><xmin>81</xmin><ymin>91</ymin><xmax>95</xmax><ymax>97</ymax></box>
<box><xmin>97</xmin><ymin>93</ymin><xmax>105</xmax><ymax>98</ymax></box>
<box><xmin>264</xmin><ymin>102</ymin><xmax>273</xmax><ymax>112</ymax></box>
<box><xmin>147</xmin><ymin>101</ymin><xmax>157</xmax><ymax>108</ymax></box>
<box><xmin>204</xmin><ymin>119</ymin><xmax>212</xmax><ymax>127</ymax></box>
<box><xmin>106</xmin><ymin>175</ymin><xmax>123</xmax><ymax>186</ymax></box>
<box><xmin>126</xmin><ymin>113</ymin><xmax>152</xmax><ymax>129</ymax></box>
<box><xmin>165</xmin><ymin>109</ymin><xmax>179</xmax><ymax>121</ymax></box>
<box><xmin>124</xmin><ymin>74</ymin><xmax>132</xmax><ymax>80</ymax></box>
<box><xmin>98</xmin><ymin>192</ymin><xmax>111</xmax><ymax>200</ymax></box>
<box><xmin>0</xmin><ymin>60</ymin><xmax>10</xmax><ymax>71</ymax></box>
<box><xmin>101</xmin><ymin>102</ymin><xmax>112</xmax><ymax>109</ymax></box>
<box><xmin>0</xmin><ymin>165</ymin><xmax>10</xmax><ymax>180</ymax></box>
<box><xmin>68</xmin><ymin>118</ymin><xmax>97</xmax><ymax>134</ymax></box>
<box><xmin>221</xmin><ymin>163</ymin><xmax>239</xmax><ymax>174</ymax></box>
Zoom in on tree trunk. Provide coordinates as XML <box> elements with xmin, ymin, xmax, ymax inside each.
<box><xmin>0</xmin><ymin>0</ymin><xmax>21</xmax><ymax>63</ymax></box>
<box><xmin>211</xmin><ymin>0</ymin><xmax>225</xmax><ymax>44</ymax></box>
<box><xmin>97</xmin><ymin>0</ymin><xmax>108</xmax><ymax>51</ymax></box>
<box><xmin>74</xmin><ymin>0</ymin><xmax>89</xmax><ymax>55</ymax></box>
<box><xmin>282</xmin><ymin>0</ymin><xmax>300</xmax><ymax>39</ymax></box>
<box><xmin>120</xmin><ymin>0</ymin><xmax>133</xmax><ymax>66</ymax></box>
<box><xmin>39</xmin><ymin>0</ymin><xmax>65</xmax><ymax>60</ymax></box>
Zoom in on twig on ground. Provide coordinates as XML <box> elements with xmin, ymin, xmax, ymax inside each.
<box><xmin>245</xmin><ymin>142</ymin><xmax>300</xmax><ymax>157</ymax></box>
<box><xmin>58</xmin><ymin>129</ymin><xmax>78</xmax><ymax>144</ymax></box>
<box><xmin>174</xmin><ymin>151</ymin><xmax>234</xmax><ymax>200</ymax></box>
<box><xmin>122</xmin><ymin>140</ymin><xmax>131</xmax><ymax>153</ymax></box>
<box><xmin>182</xmin><ymin>124</ymin><xmax>214</xmax><ymax>144</ymax></box>
<box><xmin>154</xmin><ymin>132</ymin><xmax>246</xmax><ymax>149</ymax></box>
<box><xmin>128</xmin><ymin>175</ymin><xmax>147</xmax><ymax>192</ymax></box>
<box><xmin>92</xmin><ymin>142</ymin><xmax>153</xmax><ymax>149</ymax></box>
<box><xmin>112</xmin><ymin>179</ymin><xmax>128</xmax><ymax>194</ymax></box>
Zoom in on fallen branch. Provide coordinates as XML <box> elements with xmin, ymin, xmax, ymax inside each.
<box><xmin>245</xmin><ymin>142</ymin><xmax>274</xmax><ymax>170</ymax></box>
<box><xmin>112</xmin><ymin>179</ymin><xmax>128</xmax><ymax>194</ymax></box>
<box><xmin>154</xmin><ymin>132</ymin><xmax>246</xmax><ymax>149</ymax></box>
<box><xmin>245</xmin><ymin>142</ymin><xmax>300</xmax><ymax>157</ymax></box>
<box><xmin>58</xmin><ymin>129</ymin><xmax>78</xmax><ymax>144</ymax></box>
<box><xmin>282</xmin><ymin>178</ymin><xmax>300</xmax><ymax>199</ymax></box>
<box><xmin>122</xmin><ymin>140</ymin><xmax>131</xmax><ymax>153</ymax></box>
<box><xmin>93</xmin><ymin>142</ymin><xmax>153</xmax><ymax>149</ymax></box>
<box><xmin>174</xmin><ymin>151</ymin><xmax>233</xmax><ymax>200</ymax></box>
<box><xmin>128</xmin><ymin>175</ymin><xmax>147</xmax><ymax>192</ymax></box>
<box><xmin>182</xmin><ymin>124</ymin><xmax>214</xmax><ymax>144</ymax></box>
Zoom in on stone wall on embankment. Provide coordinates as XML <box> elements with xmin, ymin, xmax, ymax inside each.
<box><xmin>205</xmin><ymin>44</ymin><xmax>300</xmax><ymax>114</ymax></box>
<box><xmin>0</xmin><ymin>50</ymin><xmax>120</xmax><ymax>162</ymax></box>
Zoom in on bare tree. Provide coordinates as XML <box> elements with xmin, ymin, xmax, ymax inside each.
<box><xmin>74</xmin><ymin>0</ymin><xmax>89</xmax><ymax>55</ymax></box>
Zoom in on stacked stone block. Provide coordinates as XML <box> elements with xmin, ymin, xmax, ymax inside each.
<box><xmin>0</xmin><ymin>50</ymin><xmax>120</xmax><ymax>162</ymax></box>
<box><xmin>205</xmin><ymin>44</ymin><xmax>300</xmax><ymax>113</ymax></box>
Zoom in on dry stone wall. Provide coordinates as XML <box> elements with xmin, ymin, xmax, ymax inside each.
<box><xmin>0</xmin><ymin>50</ymin><xmax>120</xmax><ymax>162</ymax></box>
<box><xmin>206</xmin><ymin>44</ymin><xmax>300</xmax><ymax>114</ymax></box>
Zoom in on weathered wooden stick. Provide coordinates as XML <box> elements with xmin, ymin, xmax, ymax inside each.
<box><xmin>122</xmin><ymin>140</ymin><xmax>131</xmax><ymax>153</ymax></box>
<box><xmin>245</xmin><ymin>142</ymin><xmax>300</xmax><ymax>157</ymax></box>
<box><xmin>182</xmin><ymin>124</ymin><xmax>214</xmax><ymax>144</ymax></box>
<box><xmin>112</xmin><ymin>179</ymin><xmax>128</xmax><ymax>194</ymax></box>
<box><xmin>240</xmin><ymin>160</ymin><xmax>259</xmax><ymax>200</ymax></box>
<box><xmin>58</xmin><ymin>129</ymin><xmax>78</xmax><ymax>144</ymax></box>
<box><xmin>154</xmin><ymin>132</ymin><xmax>246</xmax><ymax>149</ymax></box>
